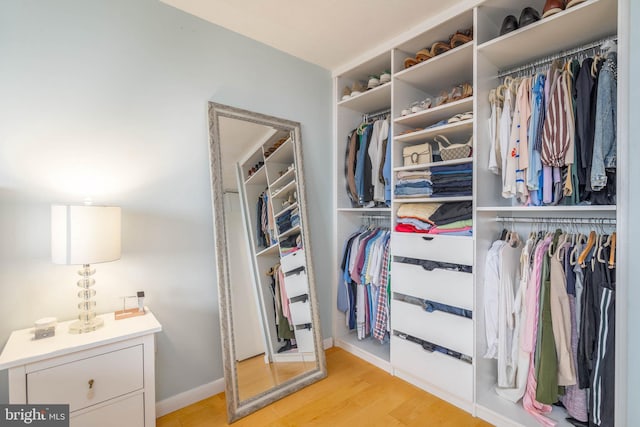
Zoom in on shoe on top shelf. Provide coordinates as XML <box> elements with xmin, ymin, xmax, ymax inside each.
<box><xmin>566</xmin><ymin>0</ymin><xmax>587</xmax><ymax>8</ymax></box>
<box><xmin>368</xmin><ymin>75</ymin><xmax>380</xmax><ymax>89</ymax></box>
<box><xmin>350</xmin><ymin>81</ymin><xmax>365</xmax><ymax>97</ymax></box>
<box><xmin>341</xmin><ymin>86</ymin><xmax>352</xmax><ymax>101</ymax></box>
<box><xmin>518</xmin><ymin>6</ymin><xmax>541</xmax><ymax>28</ymax></box>
<box><xmin>542</xmin><ymin>0</ymin><xmax>565</xmax><ymax>18</ymax></box>
<box><xmin>499</xmin><ymin>14</ymin><xmax>518</xmax><ymax>35</ymax></box>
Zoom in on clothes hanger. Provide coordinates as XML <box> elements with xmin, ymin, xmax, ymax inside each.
<box><xmin>547</xmin><ymin>228</ymin><xmax>562</xmax><ymax>257</ymax></box>
<box><xmin>357</xmin><ymin>120</ymin><xmax>370</xmax><ymax>135</ymax></box>
<box><xmin>591</xmin><ymin>54</ymin><xmax>603</xmax><ymax>78</ymax></box>
<box><xmin>496</xmin><ymin>84</ymin><xmax>506</xmax><ymax>104</ymax></box>
<box><xmin>596</xmin><ymin>234</ymin><xmax>608</xmax><ymax>264</ymax></box>
<box><xmin>601</xmin><ymin>39</ymin><xmax>617</xmax><ymax>55</ymax></box>
<box><xmin>578</xmin><ymin>230</ymin><xmax>597</xmax><ymax>267</ymax></box>
<box><xmin>609</xmin><ymin>232</ymin><xmax>616</xmax><ymax>269</ymax></box>
<box><xmin>489</xmin><ymin>89</ymin><xmax>497</xmax><ymax>107</ymax></box>
<box><xmin>570</xmin><ymin>232</ymin><xmax>585</xmax><ymax>266</ymax></box>
<box><xmin>500</xmin><ymin>76</ymin><xmax>514</xmax><ymax>101</ymax></box>
<box><xmin>508</xmin><ymin>227</ymin><xmax>521</xmax><ymax>247</ymax></box>
<box><xmin>555</xmin><ymin>232</ymin><xmax>570</xmax><ymax>261</ymax></box>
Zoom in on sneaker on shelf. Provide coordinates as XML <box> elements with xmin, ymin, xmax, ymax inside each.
<box><xmin>350</xmin><ymin>81</ymin><xmax>365</xmax><ymax>97</ymax></box>
<box><xmin>341</xmin><ymin>86</ymin><xmax>352</xmax><ymax>100</ymax></box>
<box><xmin>367</xmin><ymin>75</ymin><xmax>380</xmax><ymax>89</ymax></box>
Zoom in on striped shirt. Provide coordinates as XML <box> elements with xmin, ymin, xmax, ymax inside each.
<box><xmin>541</xmin><ymin>70</ymin><xmax>573</xmax><ymax>167</ymax></box>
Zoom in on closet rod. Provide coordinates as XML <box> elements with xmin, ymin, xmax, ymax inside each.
<box><xmin>497</xmin><ymin>35</ymin><xmax>618</xmax><ymax>78</ymax></box>
<box><xmin>495</xmin><ymin>216</ymin><xmax>616</xmax><ymax>225</ymax></box>
<box><xmin>363</xmin><ymin>107</ymin><xmax>391</xmax><ymax>122</ymax></box>
<box><xmin>359</xmin><ymin>214</ymin><xmax>390</xmax><ymax>220</ymax></box>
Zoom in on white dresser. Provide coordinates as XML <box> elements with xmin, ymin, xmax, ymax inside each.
<box><xmin>0</xmin><ymin>311</ymin><xmax>162</xmax><ymax>427</ymax></box>
<box><xmin>390</xmin><ymin>233</ymin><xmax>474</xmax><ymax>410</ymax></box>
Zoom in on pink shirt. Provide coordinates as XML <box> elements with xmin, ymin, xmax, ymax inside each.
<box><xmin>522</xmin><ymin>237</ymin><xmax>556</xmax><ymax>426</ymax></box>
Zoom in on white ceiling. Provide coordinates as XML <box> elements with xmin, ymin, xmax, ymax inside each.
<box><xmin>160</xmin><ymin>0</ymin><xmax>471</xmax><ymax>71</ymax></box>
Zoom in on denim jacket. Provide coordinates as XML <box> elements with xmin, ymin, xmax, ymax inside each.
<box><xmin>591</xmin><ymin>52</ymin><xmax>617</xmax><ymax>191</ymax></box>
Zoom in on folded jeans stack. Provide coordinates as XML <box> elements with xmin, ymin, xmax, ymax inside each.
<box><xmin>430</xmin><ymin>163</ymin><xmax>473</xmax><ymax>197</ymax></box>
<box><xmin>395</xmin><ymin>170</ymin><xmax>433</xmax><ymax>197</ymax></box>
<box><xmin>276</xmin><ymin>207</ymin><xmax>300</xmax><ymax>235</ymax></box>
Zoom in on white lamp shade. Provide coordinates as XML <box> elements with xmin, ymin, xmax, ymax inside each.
<box><xmin>51</xmin><ymin>205</ymin><xmax>122</xmax><ymax>265</ymax></box>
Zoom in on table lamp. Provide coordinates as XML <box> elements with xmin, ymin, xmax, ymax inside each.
<box><xmin>51</xmin><ymin>205</ymin><xmax>121</xmax><ymax>333</ymax></box>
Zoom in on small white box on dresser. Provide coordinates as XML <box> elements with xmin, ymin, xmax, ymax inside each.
<box><xmin>0</xmin><ymin>310</ymin><xmax>162</xmax><ymax>427</ymax></box>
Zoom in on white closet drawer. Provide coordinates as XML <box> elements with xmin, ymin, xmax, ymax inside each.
<box><xmin>284</xmin><ymin>269</ymin><xmax>309</xmax><ymax>299</ymax></box>
<box><xmin>27</xmin><ymin>345</ymin><xmax>144</xmax><ymax>412</ymax></box>
<box><xmin>391</xmin><ymin>261</ymin><xmax>472</xmax><ymax>310</ymax></box>
<box><xmin>289</xmin><ymin>299</ymin><xmax>312</xmax><ymax>325</ymax></box>
<box><xmin>281</xmin><ymin>250</ymin><xmax>306</xmax><ymax>273</ymax></box>
<box><xmin>391</xmin><ymin>233</ymin><xmax>472</xmax><ymax>265</ymax></box>
<box><xmin>391</xmin><ymin>336</ymin><xmax>472</xmax><ymax>402</ymax></box>
<box><xmin>71</xmin><ymin>393</ymin><xmax>144</xmax><ymax>427</ymax></box>
<box><xmin>294</xmin><ymin>327</ymin><xmax>315</xmax><ymax>353</ymax></box>
<box><xmin>392</xmin><ymin>299</ymin><xmax>472</xmax><ymax>356</ymax></box>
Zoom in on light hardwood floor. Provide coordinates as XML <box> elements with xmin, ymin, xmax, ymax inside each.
<box><xmin>237</xmin><ymin>354</ymin><xmax>314</xmax><ymax>401</ymax></box>
<box><xmin>157</xmin><ymin>347</ymin><xmax>492</xmax><ymax>427</ymax></box>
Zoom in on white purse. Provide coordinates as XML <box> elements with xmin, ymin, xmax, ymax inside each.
<box><xmin>402</xmin><ymin>142</ymin><xmax>432</xmax><ymax>166</ymax></box>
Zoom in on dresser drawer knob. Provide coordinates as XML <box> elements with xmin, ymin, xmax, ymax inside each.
<box><xmin>421</xmin><ymin>236</ymin><xmax>434</xmax><ymax>241</ymax></box>
<box><xmin>87</xmin><ymin>379</ymin><xmax>95</xmax><ymax>399</ymax></box>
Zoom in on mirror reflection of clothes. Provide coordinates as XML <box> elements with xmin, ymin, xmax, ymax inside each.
<box><xmin>257</xmin><ymin>191</ymin><xmax>277</xmax><ymax>248</ymax></box>
<box><xmin>268</xmin><ymin>264</ymin><xmax>294</xmax><ymax>341</ymax></box>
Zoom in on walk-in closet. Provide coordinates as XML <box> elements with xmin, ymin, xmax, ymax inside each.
<box><xmin>333</xmin><ymin>0</ymin><xmax>626</xmax><ymax>425</ymax></box>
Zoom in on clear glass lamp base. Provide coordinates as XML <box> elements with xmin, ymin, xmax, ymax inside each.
<box><xmin>69</xmin><ymin>317</ymin><xmax>104</xmax><ymax>334</ymax></box>
<box><xmin>68</xmin><ymin>263</ymin><xmax>104</xmax><ymax>334</ymax></box>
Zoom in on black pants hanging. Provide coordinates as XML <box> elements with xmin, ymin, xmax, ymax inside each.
<box><xmin>589</xmin><ymin>249</ymin><xmax>615</xmax><ymax>427</ymax></box>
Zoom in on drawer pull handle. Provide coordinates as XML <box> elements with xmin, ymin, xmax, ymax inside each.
<box><xmin>421</xmin><ymin>236</ymin><xmax>434</xmax><ymax>241</ymax></box>
<box><xmin>87</xmin><ymin>379</ymin><xmax>95</xmax><ymax>400</ymax></box>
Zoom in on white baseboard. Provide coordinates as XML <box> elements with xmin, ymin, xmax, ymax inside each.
<box><xmin>323</xmin><ymin>337</ymin><xmax>334</xmax><ymax>349</ymax></box>
<box><xmin>156</xmin><ymin>377</ymin><xmax>225</xmax><ymax>417</ymax></box>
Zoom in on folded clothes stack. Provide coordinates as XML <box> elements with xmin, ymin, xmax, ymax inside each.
<box><xmin>430</xmin><ymin>163</ymin><xmax>473</xmax><ymax>197</ymax></box>
<box><xmin>276</xmin><ymin>207</ymin><xmax>300</xmax><ymax>235</ymax></box>
<box><xmin>395</xmin><ymin>201</ymin><xmax>472</xmax><ymax>235</ymax></box>
<box><xmin>395</xmin><ymin>170</ymin><xmax>432</xmax><ymax>198</ymax></box>
<box><xmin>280</xmin><ymin>234</ymin><xmax>302</xmax><ymax>255</ymax></box>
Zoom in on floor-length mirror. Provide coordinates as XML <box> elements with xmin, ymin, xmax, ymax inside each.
<box><xmin>207</xmin><ymin>102</ymin><xmax>326</xmax><ymax>422</ymax></box>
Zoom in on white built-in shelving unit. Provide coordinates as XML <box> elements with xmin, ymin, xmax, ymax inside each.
<box><xmin>333</xmin><ymin>0</ymin><xmax>624</xmax><ymax>425</ymax></box>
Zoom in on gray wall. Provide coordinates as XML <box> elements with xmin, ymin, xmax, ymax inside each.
<box><xmin>0</xmin><ymin>0</ymin><xmax>332</xmax><ymax>403</ymax></box>
<box><xmin>627</xmin><ymin>0</ymin><xmax>639</xmax><ymax>422</ymax></box>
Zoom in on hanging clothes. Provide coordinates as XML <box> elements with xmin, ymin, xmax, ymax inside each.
<box><xmin>591</xmin><ymin>51</ymin><xmax>617</xmax><ymax>195</ymax></box>
<box><xmin>338</xmin><ymin>226</ymin><xmax>391</xmax><ymax>343</ymax></box>
<box><xmin>488</xmin><ymin>44</ymin><xmax>617</xmax><ymax>206</ymax></box>
<box><xmin>268</xmin><ymin>264</ymin><xmax>294</xmax><ymax>341</ymax></box>
<box><xmin>344</xmin><ymin>118</ymin><xmax>391</xmax><ymax>208</ymax></box>
<box><xmin>496</xmin><ymin>235</ymin><xmax>535</xmax><ymax>403</ymax></box>
<box><xmin>257</xmin><ymin>191</ymin><xmax>277</xmax><ymax>248</ymax></box>
<box><xmin>484</xmin><ymin>226</ymin><xmax>616</xmax><ymax>427</ymax></box>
